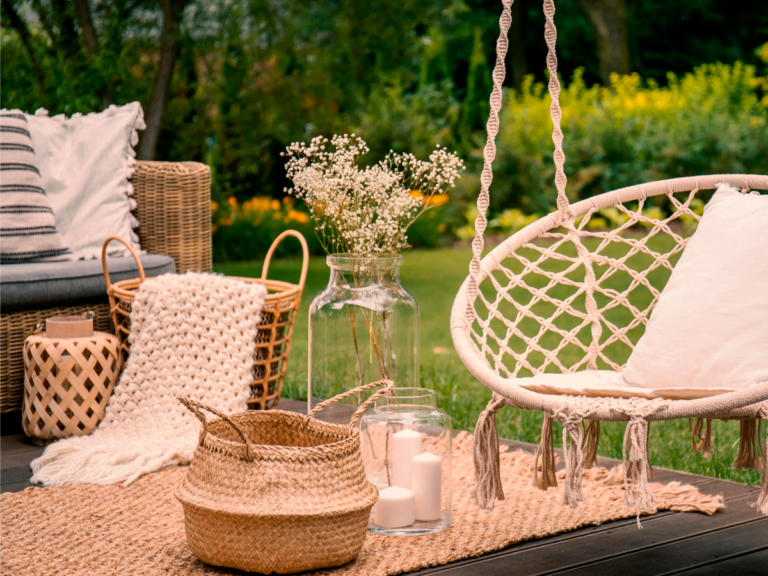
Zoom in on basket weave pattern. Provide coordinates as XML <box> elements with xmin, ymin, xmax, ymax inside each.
<box><xmin>175</xmin><ymin>381</ymin><xmax>392</xmax><ymax>573</ymax></box>
<box><xmin>131</xmin><ymin>161</ymin><xmax>212</xmax><ymax>274</ymax></box>
<box><xmin>22</xmin><ymin>331</ymin><xmax>120</xmax><ymax>440</ymax></box>
<box><xmin>103</xmin><ymin>231</ymin><xmax>308</xmax><ymax>409</ymax></box>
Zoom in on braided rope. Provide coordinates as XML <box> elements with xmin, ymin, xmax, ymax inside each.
<box><xmin>543</xmin><ymin>0</ymin><xmax>569</xmax><ymax>216</ymax></box>
<box><xmin>468</xmin><ymin>0</ymin><xmax>570</xmax><ymax>330</ymax></box>
<box><xmin>466</xmin><ymin>0</ymin><xmax>513</xmax><ymax>326</ymax></box>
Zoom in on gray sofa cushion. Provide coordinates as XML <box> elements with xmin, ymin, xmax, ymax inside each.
<box><xmin>0</xmin><ymin>254</ymin><xmax>175</xmax><ymax>311</ymax></box>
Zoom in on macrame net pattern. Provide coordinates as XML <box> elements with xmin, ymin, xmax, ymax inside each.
<box><xmin>455</xmin><ymin>0</ymin><xmax>768</xmax><ymax>518</ymax></box>
<box><xmin>472</xmin><ymin>190</ymin><xmax>705</xmax><ymax>378</ymax></box>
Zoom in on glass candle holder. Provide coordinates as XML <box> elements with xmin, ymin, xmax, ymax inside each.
<box><xmin>358</xmin><ymin>388</ymin><xmax>451</xmax><ymax>535</ymax></box>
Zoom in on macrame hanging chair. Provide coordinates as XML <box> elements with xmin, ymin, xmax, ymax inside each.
<box><xmin>451</xmin><ymin>0</ymin><xmax>768</xmax><ymax>516</ymax></box>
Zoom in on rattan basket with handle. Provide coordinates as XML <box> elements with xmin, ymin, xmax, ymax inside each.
<box><xmin>101</xmin><ymin>231</ymin><xmax>309</xmax><ymax>409</ymax></box>
<box><xmin>175</xmin><ymin>380</ymin><xmax>393</xmax><ymax>574</ymax></box>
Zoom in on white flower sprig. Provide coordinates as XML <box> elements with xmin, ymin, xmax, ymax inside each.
<box><xmin>282</xmin><ymin>134</ymin><xmax>464</xmax><ymax>257</ymax></box>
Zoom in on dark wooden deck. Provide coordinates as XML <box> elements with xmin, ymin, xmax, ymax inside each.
<box><xmin>2</xmin><ymin>401</ymin><xmax>766</xmax><ymax>575</ymax></box>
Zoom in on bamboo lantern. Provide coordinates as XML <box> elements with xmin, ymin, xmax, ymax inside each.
<box><xmin>22</xmin><ymin>315</ymin><xmax>120</xmax><ymax>445</ymax></box>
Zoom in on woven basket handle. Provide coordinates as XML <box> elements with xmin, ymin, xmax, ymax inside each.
<box><xmin>261</xmin><ymin>230</ymin><xmax>310</xmax><ymax>291</ymax></box>
<box><xmin>102</xmin><ymin>236</ymin><xmax>145</xmax><ymax>291</ymax></box>
<box><xmin>178</xmin><ymin>396</ymin><xmax>254</xmax><ymax>461</ymax></box>
<box><xmin>304</xmin><ymin>380</ymin><xmax>395</xmax><ymax>431</ymax></box>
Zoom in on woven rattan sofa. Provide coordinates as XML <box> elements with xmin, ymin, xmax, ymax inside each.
<box><xmin>0</xmin><ymin>161</ymin><xmax>212</xmax><ymax>414</ymax></box>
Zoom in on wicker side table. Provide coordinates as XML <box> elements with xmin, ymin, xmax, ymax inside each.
<box><xmin>22</xmin><ymin>325</ymin><xmax>120</xmax><ymax>444</ymax></box>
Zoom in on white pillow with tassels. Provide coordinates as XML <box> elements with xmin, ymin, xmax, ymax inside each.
<box><xmin>26</xmin><ymin>102</ymin><xmax>146</xmax><ymax>260</ymax></box>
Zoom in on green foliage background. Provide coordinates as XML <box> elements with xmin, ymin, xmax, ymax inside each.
<box><xmin>2</xmin><ymin>1</ymin><xmax>768</xmax><ymax>260</ymax></box>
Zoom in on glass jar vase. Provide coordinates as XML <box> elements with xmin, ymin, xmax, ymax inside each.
<box><xmin>308</xmin><ymin>255</ymin><xmax>419</xmax><ymax>411</ymax></box>
<box><xmin>358</xmin><ymin>388</ymin><xmax>451</xmax><ymax>535</ymax></box>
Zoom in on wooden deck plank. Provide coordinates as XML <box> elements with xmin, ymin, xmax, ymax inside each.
<box><xmin>553</xmin><ymin>518</ymin><xmax>768</xmax><ymax>576</ymax></box>
<box><xmin>1</xmin><ymin>435</ymin><xmax>44</xmax><ymax>468</ymax></box>
<box><xmin>411</xmin><ymin>485</ymin><xmax>760</xmax><ymax>576</ymax></box>
<box><xmin>672</xmin><ymin>548</ymin><xmax>768</xmax><ymax>576</ymax></box>
<box><xmin>1</xmin><ymin>481</ymin><xmax>33</xmax><ymax>494</ymax></box>
<box><xmin>1</xmin><ymin>465</ymin><xmax>35</xmax><ymax>484</ymax></box>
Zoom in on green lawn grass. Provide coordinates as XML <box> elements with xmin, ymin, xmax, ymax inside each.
<box><xmin>215</xmin><ymin>242</ymin><xmax>760</xmax><ymax>485</ymax></box>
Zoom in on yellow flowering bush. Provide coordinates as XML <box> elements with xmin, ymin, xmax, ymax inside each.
<box><xmin>491</xmin><ymin>60</ymin><xmax>768</xmax><ymax>215</ymax></box>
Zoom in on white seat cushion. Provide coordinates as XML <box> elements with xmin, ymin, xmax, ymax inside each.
<box><xmin>519</xmin><ymin>370</ymin><xmax>739</xmax><ymax>400</ymax></box>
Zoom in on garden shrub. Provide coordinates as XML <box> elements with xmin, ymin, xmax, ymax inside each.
<box><xmin>491</xmin><ymin>61</ymin><xmax>768</xmax><ymax>215</ymax></box>
<box><xmin>211</xmin><ymin>55</ymin><xmax>768</xmax><ymax>261</ymax></box>
<box><xmin>211</xmin><ymin>197</ymin><xmax>321</xmax><ymax>262</ymax></box>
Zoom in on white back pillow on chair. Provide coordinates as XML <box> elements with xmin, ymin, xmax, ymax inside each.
<box><xmin>26</xmin><ymin>102</ymin><xmax>146</xmax><ymax>260</ymax></box>
<box><xmin>622</xmin><ymin>183</ymin><xmax>768</xmax><ymax>394</ymax></box>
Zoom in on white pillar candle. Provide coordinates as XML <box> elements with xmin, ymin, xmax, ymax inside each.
<box><xmin>392</xmin><ymin>429</ymin><xmax>422</xmax><ymax>489</ymax></box>
<box><xmin>372</xmin><ymin>486</ymin><xmax>416</xmax><ymax>528</ymax></box>
<box><xmin>411</xmin><ymin>451</ymin><xmax>442</xmax><ymax>521</ymax></box>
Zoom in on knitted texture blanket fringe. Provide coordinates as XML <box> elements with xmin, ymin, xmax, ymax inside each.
<box><xmin>30</xmin><ymin>272</ymin><xmax>266</xmax><ymax>487</ymax></box>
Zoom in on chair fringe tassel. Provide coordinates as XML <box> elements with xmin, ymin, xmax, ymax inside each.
<box><xmin>689</xmin><ymin>417</ymin><xmax>713</xmax><ymax>458</ymax></box>
<box><xmin>582</xmin><ymin>419</ymin><xmax>601</xmax><ymax>470</ymax></box>
<box><xmin>560</xmin><ymin>414</ymin><xmax>587</xmax><ymax>508</ymax></box>
<box><xmin>623</xmin><ymin>416</ymin><xmax>655</xmax><ymax>525</ymax></box>
<box><xmin>757</xmin><ymin>420</ymin><xmax>768</xmax><ymax>515</ymax></box>
<box><xmin>533</xmin><ymin>413</ymin><xmax>558</xmax><ymax>490</ymax></box>
<box><xmin>473</xmin><ymin>394</ymin><xmax>507</xmax><ymax>510</ymax></box>
<box><xmin>732</xmin><ymin>419</ymin><xmax>762</xmax><ymax>471</ymax></box>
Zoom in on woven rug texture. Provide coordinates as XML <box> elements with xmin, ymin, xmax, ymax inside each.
<box><xmin>1</xmin><ymin>432</ymin><xmax>723</xmax><ymax>576</ymax></box>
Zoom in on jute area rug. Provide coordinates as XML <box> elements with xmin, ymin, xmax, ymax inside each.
<box><xmin>1</xmin><ymin>432</ymin><xmax>722</xmax><ymax>576</ymax></box>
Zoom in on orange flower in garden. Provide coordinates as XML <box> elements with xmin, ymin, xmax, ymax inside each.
<box><xmin>210</xmin><ymin>201</ymin><xmax>219</xmax><ymax>212</ymax></box>
<box><xmin>271</xmin><ymin>199</ymin><xmax>281</xmax><ymax>211</ymax></box>
<box><xmin>228</xmin><ymin>196</ymin><xmax>238</xmax><ymax>208</ymax></box>
<box><xmin>288</xmin><ymin>210</ymin><xmax>310</xmax><ymax>224</ymax></box>
<box><xmin>429</xmin><ymin>194</ymin><xmax>449</xmax><ymax>206</ymax></box>
<box><xmin>409</xmin><ymin>190</ymin><xmax>423</xmax><ymax>199</ymax></box>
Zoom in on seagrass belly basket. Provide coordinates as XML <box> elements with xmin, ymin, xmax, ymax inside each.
<box><xmin>175</xmin><ymin>381</ymin><xmax>391</xmax><ymax>574</ymax></box>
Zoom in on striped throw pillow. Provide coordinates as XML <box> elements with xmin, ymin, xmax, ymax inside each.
<box><xmin>0</xmin><ymin>110</ymin><xmax>70</xmax><ymax>263</ymax></box>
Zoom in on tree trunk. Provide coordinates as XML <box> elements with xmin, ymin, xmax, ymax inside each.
<box><xmin>2</xmin><ymin>0</ymin><xmax>44</xmax><ymax>89</ymax></box>
<box><xmin>73</xmin><ymin>0</ymin><xmax>112</xmax><ymax>109</ymax></box>
<box><xmin>509</xmin><ymin>0</ymin><xmax>528</xmax><ymax>91</ymax></box>
<box><xmin>138</xmin><ymin>0</ymin><xmax>189</xmax><ymax>161</ymax></box>
<box><xmin>576</xmin><ymin>0</ymin><xmax>631</xmax><ymax>85</ymax></box>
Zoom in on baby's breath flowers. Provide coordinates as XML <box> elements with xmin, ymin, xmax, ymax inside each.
<box><xmin>283</xmin><ymin>134</ymin><xmax>464</xmax><ymax>257</ymax></box>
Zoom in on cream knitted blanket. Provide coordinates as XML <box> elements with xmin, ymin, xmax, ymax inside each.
<box><xmin>31</xmin><ymin>272</ymin><xmax>266</xmax><ymax>486</ymax></box>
